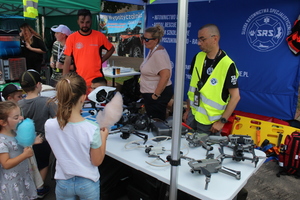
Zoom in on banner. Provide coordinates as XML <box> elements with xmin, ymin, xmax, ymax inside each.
<box><xmin>99</xmin><ymin>10</ymin><xmax>144</xmax><ymax>57</ymax></box>
<box><xmin>146</xmin><ymin>0</ymin><xmax>300</xmax><ymax>120</ymax></box>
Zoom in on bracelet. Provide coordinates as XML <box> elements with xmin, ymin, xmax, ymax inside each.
<box><xmin>153</xmin><ymin>93</ymin><xmax>160</xmax><ymax>98</ymax></box>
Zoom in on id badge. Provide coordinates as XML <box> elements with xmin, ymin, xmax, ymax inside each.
<box><xmin>194</xmin><ymin>90</ymin><xmax>200</xmax><ymax>106</ymax></box>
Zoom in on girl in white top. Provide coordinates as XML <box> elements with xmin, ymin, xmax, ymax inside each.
<box><xmin>45</xmin><ymin>73</ymin><xmax>109</xmax><ymax>199</ymax></box>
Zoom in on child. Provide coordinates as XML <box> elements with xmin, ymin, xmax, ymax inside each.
<box><xmin>45</xmin><ymin>73</ymin><xmax>109</xmax><ymax>199</ymax></box>
<box><xmin>0</xmin><ymin>101</ymin><xmax>37</xmax><ymax>199</ymax></box>
<box><xmin>18</xmin><ymin>70</ymin><xmax>57</xmax><ymax>198</ymax></box>
<box><xmin>91</xmin><ymin>77</ymin><xmax>107</xmax><ymax>91</ymax></box>
<box><xmin>1</xmin><ymin>84</ymin><xmax>23</xmax><ymax>103</ymax></box>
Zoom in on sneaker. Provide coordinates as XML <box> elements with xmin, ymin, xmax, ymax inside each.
<box><xmin>37</xmin><ymin>186</ymin><xmax>50</xmax><ymax>199</ymax></box>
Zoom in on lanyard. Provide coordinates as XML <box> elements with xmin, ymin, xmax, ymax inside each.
<box><xmin>141</xmin><ymin>44</ymin><xmax>160</xmax><ymax>68</ymax></box>
<box><xmin>204</xmin><ymin>49</ymin><xmax>221</xmax><ymax>75</ymax></box>
<box><xmin>57</xmin><ymin>43</ymin><xmax>65</xmax><ymax>61</ymax></box>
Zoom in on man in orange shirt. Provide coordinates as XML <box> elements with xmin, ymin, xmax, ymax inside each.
<box><xmin>63</xmin><ymin>9</ymin><xmax>115</xmax><ymax>87</ymax></box>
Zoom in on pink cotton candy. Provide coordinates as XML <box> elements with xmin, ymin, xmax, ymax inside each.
<box><xmin>96</xmin><ymin>92</ymin><xmax>123</xmax><ymax>128</ymax></box>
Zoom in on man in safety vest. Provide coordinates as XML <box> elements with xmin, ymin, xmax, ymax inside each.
<box><xmin>183</xmin><ymin>24</ymin><xmax>240</xmax><ymax>135</ymax></box>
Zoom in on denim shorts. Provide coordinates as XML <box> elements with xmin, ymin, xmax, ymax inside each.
<box><xmin>56</xmin><ymin>176</ymin><xmax>100</xmax><ymax>200</ymax></box>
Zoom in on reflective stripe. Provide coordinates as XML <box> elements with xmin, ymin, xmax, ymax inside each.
<box><xmin>188</xmin><ymin>86</ymin><xmax>226</xmax><ymax>111</ymax></box>
<box><xmin>190</xmin><ymin>103</ymin><xmax>222</xmax><ymax>121</ymax></box>
<box><xmin>200</xmin><ymin>94</ymin><xmax>226</xmax><ymax>111</ymax></box>
<box><xmin>188</xmin><ymin>86</ymin><xmax>197</xmax><ymax>93</ymax></box>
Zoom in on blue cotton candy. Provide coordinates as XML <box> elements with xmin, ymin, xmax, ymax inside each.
<box><xmin>15</xmin><ymin>118</ymin><xmax>36</xmax><ymax>147</ymax></box>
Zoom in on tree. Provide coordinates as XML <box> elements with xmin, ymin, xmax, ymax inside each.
<box><xmin>102</xmin><ymin>1</ymin><xmax>132</xmax><ymax>13</ymax></box>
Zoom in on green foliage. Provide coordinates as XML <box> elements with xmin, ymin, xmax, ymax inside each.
<box><xmin>102</xmin><ymin>1</ymin><xmax>132</xmax><ymax>13</ymax></box>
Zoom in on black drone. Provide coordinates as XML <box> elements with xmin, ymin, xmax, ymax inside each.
<box><xmin>218</xmin><ymin>134</ymin><xmax>259</xmax><ymax>167</ymax></box>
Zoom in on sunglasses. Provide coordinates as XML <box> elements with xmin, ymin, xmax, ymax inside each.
<box><xmin>142</xmin><ymin>36</ymin><xmax>156</xmax><ymax>42</ymax></box>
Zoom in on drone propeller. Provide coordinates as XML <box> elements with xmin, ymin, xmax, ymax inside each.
<box><xmin>200</xmin><ymin>167</ymin><xmax>211</xmax><ymax>190</ymax></box>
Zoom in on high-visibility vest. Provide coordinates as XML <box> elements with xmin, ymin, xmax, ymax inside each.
<box><xmin>187</xmin><ymin>51</ymin><xmax>238</xmax><ymax>125</ymax></box>
<box><xmin>23</xmin><ymin>0</ymin><xmax>39</xmax><ymax>18</ymax></box>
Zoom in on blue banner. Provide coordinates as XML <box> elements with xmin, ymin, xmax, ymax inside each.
<box><xmin>99</xmin><ymin>10</ymin><xmax>145</xmax><ymax>57</ymax></box>
<box><xmin>146</xmin><ymin>0</ymin><xmax>300</xmax><ymax>120</ymax></box>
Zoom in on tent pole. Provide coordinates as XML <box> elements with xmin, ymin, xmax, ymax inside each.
<box><xmin>169</xmin><ymin>0</ymin><xmax>188</xmax><ymax>200</ymax></box>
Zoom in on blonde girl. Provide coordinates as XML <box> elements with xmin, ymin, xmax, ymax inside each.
<box><xmin>45</xmin><ymin>73</ymin><xmax>109</xmax><ymax>200</ymax></box>
<box><xmin>0</xmin><ymin>101</ymin><xmax>37</xmax><ymax>200</ymax></box>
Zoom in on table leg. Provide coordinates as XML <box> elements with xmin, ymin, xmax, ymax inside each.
<box><xmin>112</xmin><ymin>78</ymin><xmax>115</xmax><ymax>87</ymax></box>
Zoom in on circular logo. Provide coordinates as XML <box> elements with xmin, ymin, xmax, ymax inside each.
<box><xmin>245</xmin><ymin>14</ymin><xmax>286</xmax><ymax>52</ymax></box>
<box><xmin>76</xmin><ymin>42</ymin><xmax>83</xmax><ymax>49</ymax></box>
<box><xmin>210</xmin><ymin>78</ymin><xmax>218</xmax><ymax>86</ymax></box>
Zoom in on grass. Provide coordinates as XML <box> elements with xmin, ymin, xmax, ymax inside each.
<box><xmin>105</xmin><ymin>76</ymin><xmax>134</xmax><ymax>86</ymax></box>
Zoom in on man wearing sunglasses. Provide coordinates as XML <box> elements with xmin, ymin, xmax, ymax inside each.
<box><xmin>63</xmin><ymin>9</ymin><xmax>115</xmax><ymax>88</ymax></box>
<box><xmin>184</xmin><ymin>24</ymin><xmax>240</xmax><ymax>136</ymax></box>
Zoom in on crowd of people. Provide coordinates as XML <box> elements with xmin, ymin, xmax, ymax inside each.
<box><xmin>0</xmin><ymin>7</ymin><xmax>242</xmax><ymax>200</ymax></box>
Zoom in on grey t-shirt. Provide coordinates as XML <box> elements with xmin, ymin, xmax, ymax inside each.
<box><xmin>18</xmin><ymin>96</ymin><xmax>57</xmax><ymax>135</ymax></box>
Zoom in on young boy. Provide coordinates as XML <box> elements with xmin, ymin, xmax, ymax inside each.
<box><xmin>18</xmin><ymin>70</ymin><xmax>57</xmax><ymax>198</ymax></box>
<box><xmin>91</xmin><ymin>77</ymin><xmax>108</xmax><ymax>91</ymax></box>
<box><xmin>1</xmin><ymin>84</ymin><xmax>23</xmax><ymax>103</ymax></box>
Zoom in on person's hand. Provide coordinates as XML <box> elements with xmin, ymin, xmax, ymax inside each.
<box><xmin>50</xmin><ymin>61</ymin><xmax>55</xmax><ymax>68</ymax></box>
<box><xmin>23</xmin><ymin>147</ymin><xmax>34</xmax><ymax>158</ymax></box>
<box><xmin>210</xmin><ymin>120</ymin><xmax>224</xmax><ymax>133</ymax></box>
<box><xmin>152</xmin><ymin>93</ymin><xmax>159</xmax><ymax>100</ymax></box>
<box><xmin>25</xmin><ymin>42</ymin><xmax>32</xmax><ymax>50</ymax></box>
<box><xmin>34</xmin><ymin>134</ymin><xmax>44</xmax><ymax>145</ymax></box>
<box><xmin>182</xmin><ymin>109</ymin><xmax>189</xmax><ymax>123</ymax></box>
<box><xmin>100</xmin><ymin>127</ymin><xmax>109</xmax><ymax>140</ymax></box>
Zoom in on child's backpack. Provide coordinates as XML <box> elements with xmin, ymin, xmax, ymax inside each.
<box><xmin>277</xmin><ymin>131</ymin><xmax>300</xmax><ymax>177</ymax></box>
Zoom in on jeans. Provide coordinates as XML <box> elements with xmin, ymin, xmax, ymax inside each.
<box><xmin>56</xmin><ymin>176</ymin><xmax>100</xmax><ymax>200</ymax></box>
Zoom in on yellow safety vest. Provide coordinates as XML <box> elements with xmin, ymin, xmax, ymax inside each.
<box><xmin>23</xmin><ymin>0</ymin><xmax>39</xmax><ymax>18</ymax></box>
<box><xmin>187</xmin><ymin>51</ymin><xmax>238</xmax><ymax>125</ymax></box>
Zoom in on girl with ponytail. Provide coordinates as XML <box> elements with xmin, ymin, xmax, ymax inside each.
<box><xmin>45</xmin><ymin>72</ymin><xmax>109</xmax><ymax>199</ymax></box>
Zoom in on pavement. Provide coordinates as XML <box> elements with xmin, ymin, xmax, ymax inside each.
<box><xmin>42</xmin><ymin>56</ymin><xmax>299</xmax><ymax>200</ymax></box>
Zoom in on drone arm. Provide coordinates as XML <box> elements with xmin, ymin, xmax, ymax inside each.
<box><xmin>132</xmin><ymin>131</ymin><xmax>148</xmax><ymax>144</ymax></box>
<box><xmin>219</xmin><ymin>166</ymin><xmax>241</xmax><ymax>180</ymax></box>
<box><xmin>205</xmin><ymin>175</ymin><xmax>211</xmax><ymax>190</ymax></box>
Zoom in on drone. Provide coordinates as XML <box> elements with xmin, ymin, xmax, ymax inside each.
<box><xmin>218</xmin><ymin>134</ymin><xmax>259</xmax><ymax>167</ymax></box>
<box><xmin>175</xmin><ymin>153</ymin><xmax>241</xmax><ymax>190</ymax></box>
<box><xmin>185</xmin><ymin>132</ymin><xmax>228</xmax><ymax>152</ymax></box>
<box><xmin>124</xmin><ymin>135</ymin><xmax>189</xmax><ymax>167</ymax></box>
<box><xmin>120</xmin><ymin>124</ymin><xmax>148</xmax><ymax>144</ymax></box>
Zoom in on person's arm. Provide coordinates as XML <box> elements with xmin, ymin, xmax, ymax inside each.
<box><xmin>0</xmin><ymin>147</ymin><xmax>33</xmax><ymax>169</ymax></box>
<box><xmin>101</xmin><ymin>46</ymin><xmax>115</xmax><ymax>63</ymax></box>
<box><xmin>50</xmin><ymin>55</ymin><xmax>55</xmax><ymax>69</ymax></box>
<box><xmin>183</xmin><ymin>99</ymin><xmax>191</xmax><ymax>123</ymax></box>
<box><xmin>25</xmin><ymin>42</ymin><xmax>46</xmax><ymax>54</ymax></box>
<box><xmin>63</xmin><ymin>55</ymin><xmax>72</xmax><ymax>75</ymax></box>
<box><xmin>90</xmin><ymin>127</ymin><xmax>109</xmax><ymax>166</ymax></box>
<box><xmin>211</xmin><ymin>87</ymin><xmax>240</xmax><ymax>133</ymax></box>
<box><xmin>152</xmin><ymin>69</ymin><xmax>170</xmax><ymax>100</ymax></box>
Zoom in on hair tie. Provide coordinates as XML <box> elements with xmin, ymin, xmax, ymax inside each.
<box><xmin>65</xmin><ymin>79</ymin><xmax>70</xmax><ymax>84</ymax></box>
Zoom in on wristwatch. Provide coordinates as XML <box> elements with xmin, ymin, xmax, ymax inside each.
<box><xmin>153</xmin><ymin>93</ymin><xmax>160</xmax><ymax>98</ymax></box>
<box><xmin>220</xmin><ymin>117</ymin><xmax>227</xmax><ymax>124</ymax></box>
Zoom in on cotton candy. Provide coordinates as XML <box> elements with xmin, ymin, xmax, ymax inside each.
<box><xmin>15</xmin><ymin>118</ymin><xmax>36</xmax><ymax>147</ymax></box>
<box><xmin>96</xmin><ymin>92</ymin><xmax>123</xmax><ymax>128</ymax></box>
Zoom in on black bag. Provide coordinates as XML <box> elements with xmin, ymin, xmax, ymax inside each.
<box><xmin>121</xmin><ymin>75</ymin><xmax>141</xmax><ymax>105</ymax></box>
<box><xmin>277</xmin><ymin>131</ymin><xmax>300</xmax><ymax>177</ymax></box>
